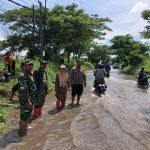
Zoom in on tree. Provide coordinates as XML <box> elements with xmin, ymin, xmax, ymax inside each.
<box><xmin>0</xmin><ymin>4</ymin><xmax>112</xmax><ymax>62</ymax></box>
<box><xmin>141</xmin><ymin>10</ymin><xmax>150</xmax><ymax>39</ymax></box>
<box><xmin>110</xmin><ymin>34</ymin><xmax>149</xmax><ymax>67</ymax></box>
<box><xmin>88</xmin><ymin>45</ymin><xmax>111</xmax><ymax>63</ymax></box>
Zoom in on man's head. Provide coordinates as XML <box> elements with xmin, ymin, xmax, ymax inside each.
<box><xmin>40</xmin><ymin>60</ymin><xmax>48</xmax><ymax>70</ymax></box>
<box><xmin>5</xmin><ymin>51</ymin><xmax>11</xmax><ymax>57</ymax></box>
<box><xmin>141</xmin><ymin>67</ymin><xmax>144</xmax><ymax>72</ymax></box>
<box><xmin>76</xmin><ymin>60</ymin><xmax>82</xmax><ymax>68</ymax></box>
<box><xmin>98</xmin><ymin>64</ymin><xmax>103</xmax><ymax>69</ymax></box>
<box><xmin>24</xmin><ymin>60</ymin><xmax>34</xmax><ymax>72</ymax></box>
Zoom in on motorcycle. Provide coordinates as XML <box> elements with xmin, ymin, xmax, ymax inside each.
<box><xmin>137</xmin><ymin>75</ymin><xmax>149</xmax><ymax>88</ymax></box>
<box><xmin>93</xmin><ymin>80</ymin><xmax>107</xmax><ymax>97</ymax></box>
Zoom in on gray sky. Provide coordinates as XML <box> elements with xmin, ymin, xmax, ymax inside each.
<box><xmin>0</xmin><ymin>0</ymin><xmax>150</xmax><ymax>44</ymax></box>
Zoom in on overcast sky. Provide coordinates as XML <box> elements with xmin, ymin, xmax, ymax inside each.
<box><xmin>0</xmin><ymin>0</ymin><xmax>150</xmax><ymax>44</ymax></box>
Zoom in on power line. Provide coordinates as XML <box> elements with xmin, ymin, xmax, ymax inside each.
<box><xmin>45</xmin><ymin>0</ymin><xmax>50</xmax><ymax>8</ymax></box>
<box><xmin>0</xmin><ymin>6</ymin><xmax>8</xmax><ymax>13</ymax></box>
<box><xmin>0</xmin><ymin>7</ymin><xmax>12</xmax><ymax>30</ymax></box>
<box><xmin>30</xmin><ymin>0</ymin><xmax>39</xmax><ymax>5</ymax></box>
<box><xmin>80</xmin><ymin>0</ymin><xmax>83</xmax><ymax>9</ymax></box>
<box><xmin>0</xmin><ymin>4</ymin><xmax>15</xmax><ymax>10</ymax></box>
<box><xmin>68</xmin><ymin>0</ymin><xmax>70</xmax><ymax>5</ymax></box>
<box><xmin>20</xmin><ymin>0</ymin><xmax>32</xmax><ymax>7</ymax></box>
<box><xmin>32</xmin><ymin>0</ymin><xmax>39</xmax><ymax>3</ymax></box>
<box><xmin>7</xmin><ymin>0</ymin><xmax>32</xmax><ymax>10</ymax></box>
<box><xmin>0</xmin><ymin>0</ymin><xmax>16</xmax><ymax>8</ymax></box>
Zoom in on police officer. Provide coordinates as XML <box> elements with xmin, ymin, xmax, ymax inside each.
<box><xmin>18</xmin><ymin>60</ymin><xmax>36</xmax><ymax>137</ymax></box>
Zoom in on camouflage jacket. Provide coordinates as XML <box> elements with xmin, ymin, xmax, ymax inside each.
<box><xmin>18</xmin><ymin>71</ymin><xmax>37</xmax><ymax>107</ymax></box>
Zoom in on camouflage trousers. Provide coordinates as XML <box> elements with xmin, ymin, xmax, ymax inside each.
<box><xmin>20</xmin><ymin>102</ymin><xmax>33</xmax><ymax>121</ymax></box>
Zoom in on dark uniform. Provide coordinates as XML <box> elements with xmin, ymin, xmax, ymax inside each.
<box><xmin>33</xmin><ymin>60</ymin><xmax>48</xmax><ymax>117</ymax></box>
<box><xmin>18</xmin><ymin>71</ymin><xmax>37</xmax><ymax>121</ymax></box>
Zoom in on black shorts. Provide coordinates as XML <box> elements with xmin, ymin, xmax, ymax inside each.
<box><xmin>72</xmin><ymin>84</ymin><xmax>83</xmax><ymax>97</ymax></box>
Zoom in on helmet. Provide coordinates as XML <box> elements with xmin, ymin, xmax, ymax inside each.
<box><xmin>98</xmin><ymin>64</ymin><xmax>104</xmax><ymax>69</ymax></box>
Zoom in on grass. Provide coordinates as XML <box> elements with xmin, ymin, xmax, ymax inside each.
<box><xmin>0</xmin><ymin>107</ymin><xmax>7</xmax><ymax>133</ymax></box>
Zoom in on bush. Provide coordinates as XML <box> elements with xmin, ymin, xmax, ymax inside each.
<box><xmin>122</xmin><ymin>56</ymin><xmax>150</xmax><ymax>76</ymax></box>
<box><xmin>65</xmin><ymin>60</ymin><xmax>76</xmax><ymax>70</ymax></box>
<box><xmin>0</xmin><ymin>107</ymin><xmax>7</xmax><ymax>133</ymax></box>
<box><xmin>123</xmin><ymin>65</ymin><xmax>139</xmax><ymax>75</ymax></box>
<box><xmin>65</xmin><ymin>60</ymin><xmax>94</xmax><ymax>71</ymax></box>
<box><xmin>83</xmin><ymin>61</ymin><xmax>94</xmax><ymax>70</ymax></box>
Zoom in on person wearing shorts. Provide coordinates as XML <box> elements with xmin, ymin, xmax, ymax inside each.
<box><xmin>70</xmin><ymin>60</ymin><xmax>86</xmax><ymax>106</ymax></box>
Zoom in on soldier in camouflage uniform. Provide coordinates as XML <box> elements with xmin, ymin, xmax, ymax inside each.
<box><xmin>18</xmin><ymin>60</ymin><xmax>37</xmax><ymax>137</ymax></box>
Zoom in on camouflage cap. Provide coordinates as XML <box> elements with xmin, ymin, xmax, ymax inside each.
<box><xmin>40</xmin><ymin>60</ymin><xmax>48</xmax><ymax>64</ymax></box>
<box><xmin>25</xmin><ymin>59</ymin><xmax>33</xmax><ymax>65</ymax></box>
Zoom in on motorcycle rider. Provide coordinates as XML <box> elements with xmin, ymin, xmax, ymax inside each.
<box><xmin>105</xmin><ymin>63</ymin><xmax>111</xmax><ymax>77</ymax></box>
<box><xmin>138</xmin><ymin>67</ymin><xmax>148</xmax><ymax>83</ymax></box>
<box><xmin>94</xmin><ymin>64</ymin><xmax>106</xmax><ymax>86</ymax></box>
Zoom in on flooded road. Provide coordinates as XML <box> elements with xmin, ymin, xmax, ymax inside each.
<box><xmin>1</xmin><ymin>69</ymin><xmax>150</xmax><ymax>150</ymax></box>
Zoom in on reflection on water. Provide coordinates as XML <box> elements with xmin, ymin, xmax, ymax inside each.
<box><xmin>1</xmin><ymin>69</ymin><xmax>150</xmax><ymax>150</ymax></box>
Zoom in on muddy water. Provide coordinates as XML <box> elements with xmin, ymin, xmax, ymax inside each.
<box><xmin>1</xmin><ymin>69</ymin><xmax>150</xmax><ymax>150</ymax></box>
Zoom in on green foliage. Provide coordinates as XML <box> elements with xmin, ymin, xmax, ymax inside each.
<box><xmin>122</xmin><ymin>65</ymin><xmax>140</xmax><ymax>75</ymax></box>
<box><xmin>65</xmin><ymin>59</ymin><xmax>94</xmax><ymax>71</ymax></box>
<box><xmin>0</xmin><ymin>106</ymin><xmax>7</xmax><ymax>133</ymax></box>
<box><xmin>110</xmin><ymin>34</ymin><xmax>149</xmax><ymax>67</ymax></box>
<box><xmin>65</xmin><ymin>59</ymin><xmax>76</xmax><ymax>70</ymax></box>
<box><xmin>0</xmin><ymin>4</ymin><xmax>111</xmax><ymax>61</ymax></box>
<box><xmin>88</xmin><ymin>45</ymin><xmax>111</xmax><ymax>63</ymax></box>
<box><xmin>122</xmin><ymin>56</ymin><xmax>150</xmax><ymax>75</ymax></box>
<box><xmin>141</xmin><ymin>10</ymin><xmax>150</xmax><ymax>39</ymax></box>
<box><xmin>141</xmin><ymin>56</ymin><xmax>150</xmax><ymax>71</ymax></box>
<box><xmin>82</xmin><ymin>61</ymin><xmax>94</xmax><ymax>70</ymax></box>
<box><xmin>0</xmin><ymin>61</ymin><xmax>3</xmax><ymax>72</ymax></box>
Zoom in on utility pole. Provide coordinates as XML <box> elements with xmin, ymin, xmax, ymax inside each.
<box><xmin>39</xmin><ymin>1</ymin><xmax>44</xmax><ymax>59</ymax></box>
<box><xmin>32</xmin><ymin>4</ymin><xmax>35</xmax><ymax>57</ymax></box>
<box><xmin>44</xmin><ymin>0</ymin><xmax>47</xmax><ymax>46</ymax></box>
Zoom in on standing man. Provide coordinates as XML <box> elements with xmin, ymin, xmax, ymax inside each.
<box><xmin>18</xmin><ymin>60</ymin><xmax>36</xmax><ymax>137</ymax></box>
<box><xmin>3</xmin><ymin>51</ymin><xmax>16</xmax><ymax>75</ymax></box>
<box><xmin>33</xmin><ymin>60</ymin><xmax>48</xmax><ymax>118</ymax></box>
<box><xmin>70</xmin><ymin>60</ymin><xmax>86</xmax><ymax>106</ymax></box>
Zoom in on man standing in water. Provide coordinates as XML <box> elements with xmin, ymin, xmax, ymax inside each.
<box><xmin>70</xmin><ymin>60</ymin><xmax>86</xmax><ymax>106</ymax></box>
<box><xmin>33</xmin><ymin>60</ymin><xmax>48</xmax><ymax>118</ymax></box>
<box><xmin>18</xmin><ymin>60</ymin><xmax>36</xmax><ymax>137</ymax></box>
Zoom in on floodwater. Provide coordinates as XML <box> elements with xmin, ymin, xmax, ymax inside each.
<box><xmin>1</xmin><ymin>69</ymin><xmax>150</xmax><ymax>150</ymax></box>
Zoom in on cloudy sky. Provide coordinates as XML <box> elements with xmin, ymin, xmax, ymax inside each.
<box><xmin>0</xmin><ymin>0</ymin><xmax>150</xmax><ymax>44</ymax></box>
